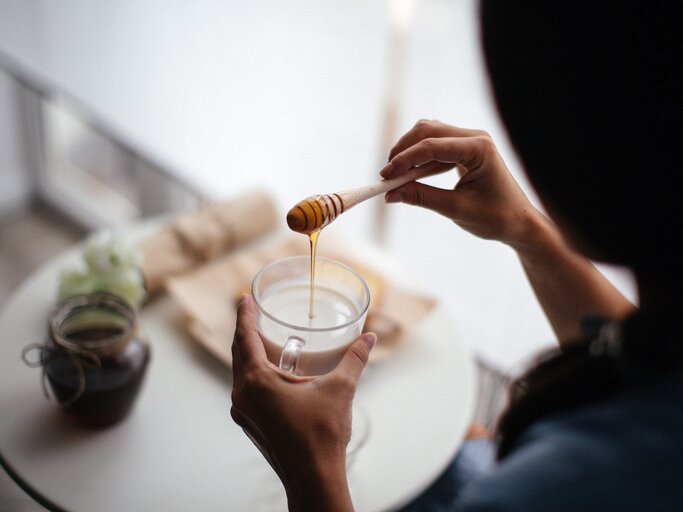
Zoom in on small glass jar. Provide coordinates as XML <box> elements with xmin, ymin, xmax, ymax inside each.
<box><xmin>43</xmin><ymin>293</ymin><xmax>151</xmax><ymax>427</ymax></box>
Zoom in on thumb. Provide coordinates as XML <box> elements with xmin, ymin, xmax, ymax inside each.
<box><xmin>385</xmin><ymin>181</ymin><xmax>458</xmax><ymax>220</ymax></box>
<box><xmin>332</xmin><ymin>333</ymin><xmax>376</xmax><ymax>386</ymax></box>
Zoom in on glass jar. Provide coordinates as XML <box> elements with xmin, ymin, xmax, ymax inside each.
<box><xmin>42</xmin><ymin>292</ymin><xmax>151</xmax><ymax>427</ymax></box>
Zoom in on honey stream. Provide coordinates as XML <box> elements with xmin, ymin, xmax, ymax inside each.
<box><xmin>308</xmin><ymin>230</ymin><xmax>321</xmax><ymax>319</ymax></box>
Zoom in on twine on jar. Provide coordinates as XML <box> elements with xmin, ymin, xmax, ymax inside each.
<box><xmin>22</xmin><ymin>342</ymin><xmax>102</xmax><ymax>408</ymax></box>
<box><xmin>22</xmin><ymin>292</ymin><xmax>136</xmax><ymax>409</ymax></box>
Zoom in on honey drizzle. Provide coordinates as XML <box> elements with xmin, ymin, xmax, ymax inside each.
<box><xmin>308</xmin><ymin>229</ymin><xmax>321</xmax><ymax>319</ymax></box>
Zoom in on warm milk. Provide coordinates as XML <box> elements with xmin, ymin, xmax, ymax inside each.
<box><xmin>258</xmin><ymin>280</ymin><xmax>362</xmax><ymax>375</ymax></box>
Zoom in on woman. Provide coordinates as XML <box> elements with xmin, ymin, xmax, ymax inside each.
<box><xmin>230</xmin><ymin>1</ymin><xmax>682</xmax><ymax>510</ymax></box>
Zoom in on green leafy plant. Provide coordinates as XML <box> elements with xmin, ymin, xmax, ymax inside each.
<box><xmin>58</xmin><ymin>232</ymin><xmax>145</xmax><ymax>309</ymax></box>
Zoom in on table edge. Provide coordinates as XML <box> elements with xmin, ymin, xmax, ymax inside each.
<box><xmin>1</xmin><ymin>449</ymin><xmax>67</xmax><ymax>512</ymax></box>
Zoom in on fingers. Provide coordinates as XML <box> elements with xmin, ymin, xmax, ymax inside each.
<box><xmin>232</xmin><ymin>295</ymin><xmax>267</xmax><ymax>375</ymax></box>
<box><xmin>385</xmin><ymin>181</ymin><xmax>462</xmax><ymax>220</ymax></box>
<box><xmin>390</xmin><ymin>160</ymin><xmax>456</xmax><ymax>179</ymax></box>
<box><xmin>331</xmin><ymin>333</ymin><xmax>376</xmax><ymax>388</ymax></box>
<box><xmin>382</xmin><ymin>136</ymin><xmax>491</xmax><ymax>180</ymax></box>
<box><xmin>382</xmin><ymin>137</ymin><xmax>461</xmax><ymax>177</ymax></box>
<box><xmin>388</xmin><ymin>119</ymin><xmax>487</xmax><ymax>162</ymax></box>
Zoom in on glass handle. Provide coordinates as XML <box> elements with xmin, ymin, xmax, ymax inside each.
<box><xmin>279</xmin><ymin>336</ymin><xmax>305</xmax><ymax>374</ymax></box>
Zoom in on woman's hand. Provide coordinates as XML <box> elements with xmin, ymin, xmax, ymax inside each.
<box><xmin>230</xmin><ymin>295</ymin><xmax>375</xmax><ymax>512</ymax></box>
<box><xmin>381</xmin><ymin>119</ymin><xmax>538</xmax><ymax>248</ymax></box>
<box><xmin>383</xmin><ymin>120</ymin><xmax>634</xmax><ymax>342</ymax></box>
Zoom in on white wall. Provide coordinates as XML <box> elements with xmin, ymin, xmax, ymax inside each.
<box><xmin>0</xmin><ymin>69</ymin><xmax>33</xmax><ymax>215</ymax></box>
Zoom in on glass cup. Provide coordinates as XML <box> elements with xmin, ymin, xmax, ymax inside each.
<box><xmin>249</xmin><ymin>255</ymin><xmax>371</xmax><ymax>498</ymax></box>
<box><xmin>251</xmin><ymin>256</ymin><xmax>370</xmax><ymax>376</ymax></box>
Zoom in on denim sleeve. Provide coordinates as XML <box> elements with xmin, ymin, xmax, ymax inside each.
<box><xmin>397</xmin><ymin>438</ymin><xmax>496</xmax><ymax>512</ymax></box>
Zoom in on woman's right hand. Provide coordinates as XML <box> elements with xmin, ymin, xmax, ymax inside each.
<box><xmin>384</xmin><ymin>121</ymin><xmax>636</xmax><ymax>344</ymax></box>
<box><xmin>381</xmin><ymin>119</ymin><xmax>538</xmax><ymax>248</ymax></box>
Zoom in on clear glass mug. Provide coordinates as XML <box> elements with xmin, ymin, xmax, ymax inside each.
<box><xmin>251</xmin><ymin>256</ymin><xmax>370</xmax><ymax>376</ymax></box>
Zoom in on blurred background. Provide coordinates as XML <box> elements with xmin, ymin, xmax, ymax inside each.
<box><xmin>0</xmin><ymin>1</ymin><xmax>636</xmax><ymax>509</ymax></box>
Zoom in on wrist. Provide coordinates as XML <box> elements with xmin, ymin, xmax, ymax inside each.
<box><xmin>506</xmin><ymin>206</ymin><xmax>561</xmax><ymax>256</ymax></box>
<box><xmin>282</xmin><ymin>447</ymin><xmax>353</xmax><ymax>512</ymax></box>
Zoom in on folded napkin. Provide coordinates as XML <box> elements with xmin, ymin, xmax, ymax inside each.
<box><xmin>138</xmin><ymin>190</ymin><xmax>278</xmax><ymax>294</ymax></box>
<box><xmin>165</xmin><ymin>233</ymin><xmax>436</xmax><ymax>366</ymax></box>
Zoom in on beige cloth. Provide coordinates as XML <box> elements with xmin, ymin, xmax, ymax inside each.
<box><xmin>165</xmin><ymin>233</ymin><xmax>436</xmax><ymax>366</ymax></box>
<box><xmin>138</xmin><ymin>190</ymin><xmax>279</xmax><ymax>294</ymax></box>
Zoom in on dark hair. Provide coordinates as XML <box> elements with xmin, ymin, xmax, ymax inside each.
<box><xmin>480</xmin><ymin>1</ymin><xmax>683</xmax><ymax>457</ymax></box>
<box><xmin>481</xmin><ymin>1</ymin><xmax>681</xmax><ymax>273</ymax></box>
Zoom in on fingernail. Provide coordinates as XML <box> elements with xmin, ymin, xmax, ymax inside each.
<box><xmin>361</xmin><ymin>332</ymin><xmax>377</xmax><ymax>349</ymax></box>
<box><xmin>385</xmin><ymin>191</ymin><xmax>403</xmax><ymax>203</ymax></box>
<box><xmin>380</xmin><ymin>162</ymin><xmax>392</xmax><ymax>178</ymax></box>
<box><xmin>239</xmin><ymin>294</ymin><xmax>249</xmax><ymax>306</ymax></box>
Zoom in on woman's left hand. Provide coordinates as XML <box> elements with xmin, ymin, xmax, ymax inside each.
<box><xmin>230</xmin><ymin>295</ymin><xmax>375</xmax><ymax>512</ymax></box>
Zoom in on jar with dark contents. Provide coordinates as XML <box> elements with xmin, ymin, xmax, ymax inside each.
<box><xmin>42</xmin><ymin>293</ymin><xmax>151</xmax><ymax>427</ymax></box>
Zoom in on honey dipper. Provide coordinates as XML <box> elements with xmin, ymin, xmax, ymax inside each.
<box><xmin>287</xmin><ymin>166</ymin><xmax>435</xmax><ymax>234</ymax></box>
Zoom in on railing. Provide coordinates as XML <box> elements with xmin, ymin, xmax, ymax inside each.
<box><xmin>0</xmin><ymin>51</ymin><xmax>204</xmax><ymax>229</ymax></box>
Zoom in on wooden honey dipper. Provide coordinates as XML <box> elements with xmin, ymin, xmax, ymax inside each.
<box><xmin>286</xmin><ymin>166</ymin><xmax>435</xmax><ymax>234</ymax></box>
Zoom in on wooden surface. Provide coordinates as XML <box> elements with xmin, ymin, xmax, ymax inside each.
<box><xmin>287</xmin><ymin>166</ymin><xmax>440</xmax><ymax>234</ymax></box>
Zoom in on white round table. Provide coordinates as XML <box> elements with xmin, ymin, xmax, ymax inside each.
<box><xmin>0</xmin><ymin>228</ymin><xmax>476</xmax><ymax>512</ymax></box>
